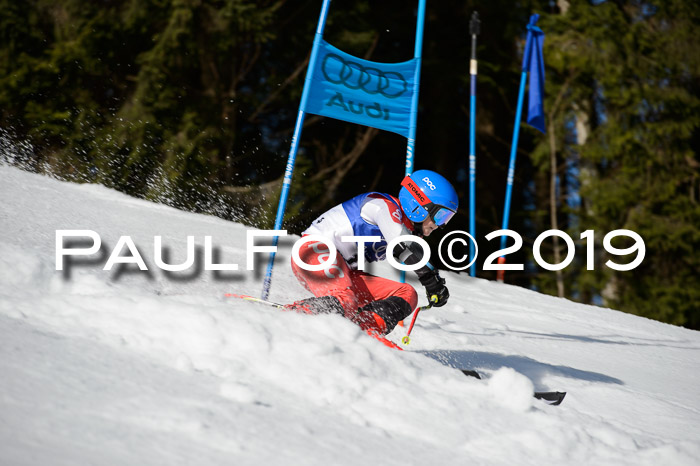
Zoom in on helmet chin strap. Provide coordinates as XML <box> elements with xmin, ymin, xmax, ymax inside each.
<box><xmin>412</xmin><ymin>221</ymin><xmax>423</xmax><ymax>237</ymax></box>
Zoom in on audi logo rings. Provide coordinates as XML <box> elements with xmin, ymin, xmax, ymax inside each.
<box><xmin>321</xmin><ymin>53</ymin><xmax>408</xmax><ymax>99</ymax></box>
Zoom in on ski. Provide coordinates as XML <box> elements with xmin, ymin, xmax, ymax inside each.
<box><xmin>225</xmin><ymin>293</ymin><xmax>284</xmax><ymax>308</ymax></box>
<box><xmin>225</xmin><ymin>293</ymin><xmax>402</xmax><ymax>350</ymax></box>
<box><xmin>460</xmin><ymin>369</ymin><xmax>566</xmax><ymax>405</ymax></box>
<box><xmin>533</xmin><ymin>391</ymin><xmax>567</xmax><ymax>405</ymax></box>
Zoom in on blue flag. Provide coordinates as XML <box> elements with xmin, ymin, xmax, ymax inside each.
<box><xmin>303</xmin><ymin>40</ymin><xmax>419</xmax><ymax>138</ymax></box>
<box><xmin>523</xmin><ymin>14</ymin><xmax>546</xmax><ymax>133</ymax></box>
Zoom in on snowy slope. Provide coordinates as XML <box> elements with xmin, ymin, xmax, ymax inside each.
<box><xmin>1</xmin><ymin>164</ymin><xmax>699</xmax><ymax>466</ymax></box>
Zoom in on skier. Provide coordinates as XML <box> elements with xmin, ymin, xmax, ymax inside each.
<box><xmin>286</xmin><ymin>169</ymin><xmax>458</xmax><ymax>336</ymax></box>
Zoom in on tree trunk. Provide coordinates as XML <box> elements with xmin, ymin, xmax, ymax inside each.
<box><xmin>548</xmin><ymin>119</ymin><xmax>564</xmax><ymax>297</ymax></box>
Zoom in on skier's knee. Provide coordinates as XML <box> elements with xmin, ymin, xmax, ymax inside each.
<box><xmin>396</xmin><ymin>283</ymin><xmax>418</xmax><ymax>310</ymax></box>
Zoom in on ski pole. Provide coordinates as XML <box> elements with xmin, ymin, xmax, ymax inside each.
<box><xmin>401</xmin><ymin>295</ymin><xmax>438</xmax><ymax>345</ymax></box>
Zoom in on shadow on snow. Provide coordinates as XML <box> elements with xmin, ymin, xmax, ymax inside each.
<box><xmin>421</xmin><ymin>350</ymin><xmax>624</xmax><ymax>390</ymax></box>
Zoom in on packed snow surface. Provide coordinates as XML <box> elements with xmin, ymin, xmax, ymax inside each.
<box><xmin>1</xmin><ymin>165</ymin><xmax>699</xmax><ymax>465</ymax></box>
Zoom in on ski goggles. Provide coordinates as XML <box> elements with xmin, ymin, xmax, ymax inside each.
<box><xmin>401</xmin><ymin>175</ymin><xmax>456</xmax><ymax>227</ymax></box>
<box><xmin>426</xmin><ymin>203</ymin><xmax>456</xmax><ymax>227</ymax></box>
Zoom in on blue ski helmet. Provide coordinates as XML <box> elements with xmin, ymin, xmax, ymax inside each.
<box><xmin>399</xmin><ymin>170</ymin><xmax>458</xmax><ymax>226</ymax></box>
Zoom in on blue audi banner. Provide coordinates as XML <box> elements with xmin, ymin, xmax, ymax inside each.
<box><xmin>304</xmin><ymin>40</ymin><xmax>419</xmax><ymax>138</ymax></box>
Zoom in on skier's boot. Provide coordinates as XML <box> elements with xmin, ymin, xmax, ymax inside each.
<box><xmin>353</xmin><ymin>296</ymin><xmax>413</xmax><ymax>335</ymax></box>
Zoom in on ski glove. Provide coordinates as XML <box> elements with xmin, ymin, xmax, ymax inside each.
<box><xmin>419</xmin><ymin>271</ymin><xmax>449</xmax><ymax>307</ymax></box>
<box><xmin>392</xmin><ymin>239</ymin><xmax>449</xmax><ymax>306</ymax></box>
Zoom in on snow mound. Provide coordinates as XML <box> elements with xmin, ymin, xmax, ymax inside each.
<box><xmin>488</xmin><ymin>367</ymin><xmax>535</xmax><ymax>412</ymax></box>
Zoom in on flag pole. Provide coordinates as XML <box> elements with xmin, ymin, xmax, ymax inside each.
<box><xmin>400</xmin><ymin>0</ymin><xmax>427</xmax><ymax>285</ymax></box>
<box><xmin>404</xmin><ymin>0</ymin><xmax>427</xmax><ymax>176</ymax></box>
<box><xmin>497</xmin><ymin>70</ymin><xmax>527</xmax><ymax>282</ymax></box>
<box><xmin>468</xmin><ymin>11</ymin><xmax>480</xmax><ymax>277</ymax></box>
<box><xmin>262</xmin><ymin>0</ymin><xmax>332</xmax><ymax>300</ymax></box>
<box><xmin>497</xmin><ymin>14</ymin><xmax>545</xmax><ymax>282</ymax></box>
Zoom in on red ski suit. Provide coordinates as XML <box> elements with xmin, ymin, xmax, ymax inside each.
<box><xmin>290</xmin><ymin>193</ymin><xmax>419</xmax><ymax>331</ymax></box>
